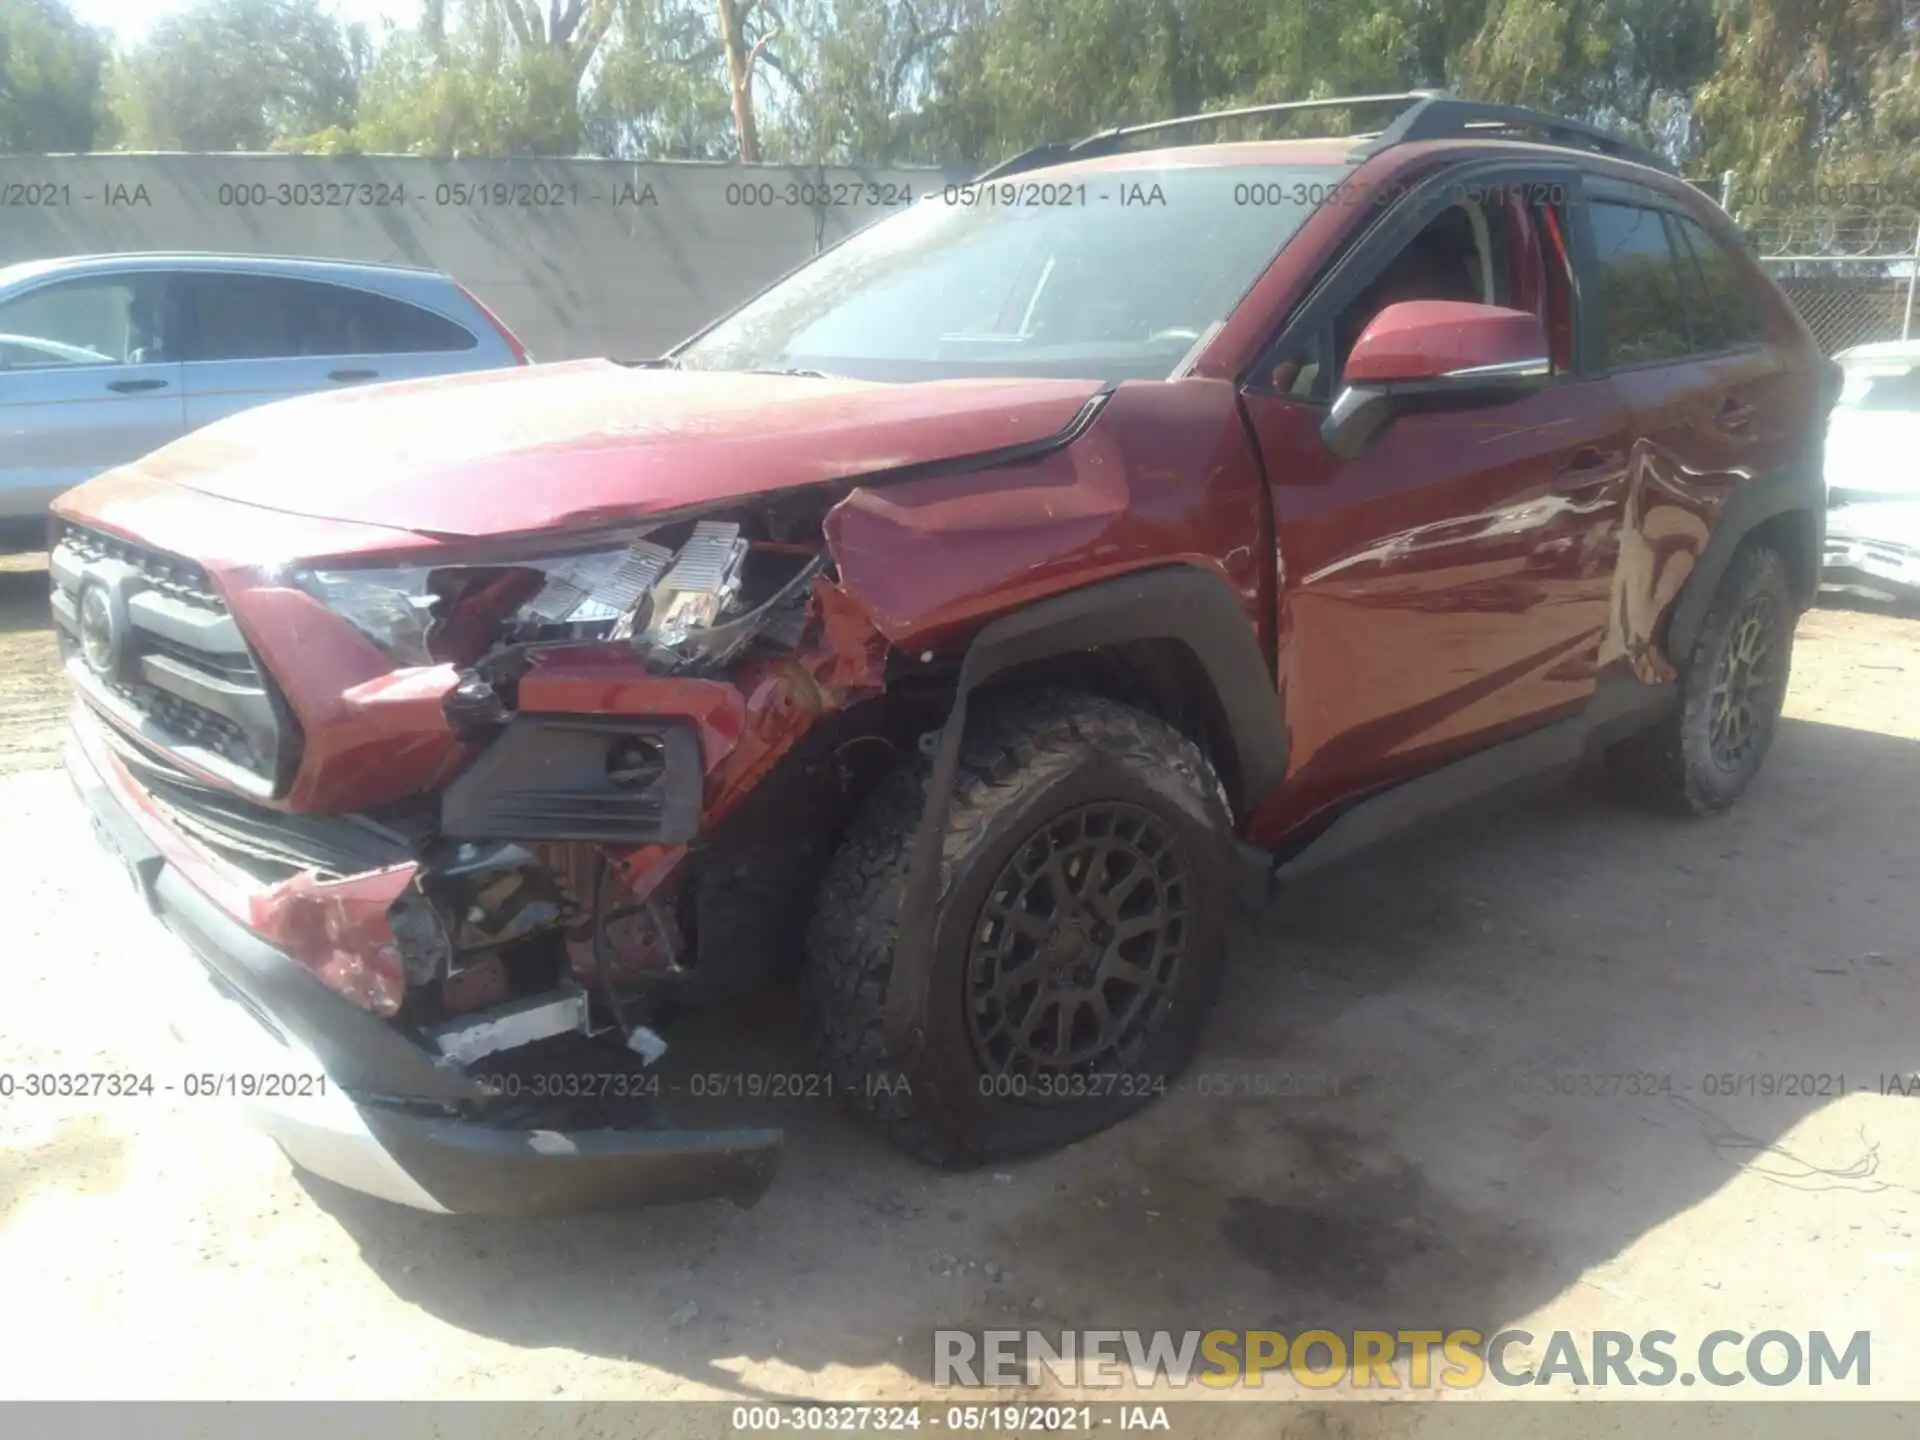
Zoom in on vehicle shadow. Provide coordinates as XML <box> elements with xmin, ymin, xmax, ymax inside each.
<box><xmin>303</xmin><ymin>712</ymin><xmax>1920</xmax><ymax>1397</ymax></box>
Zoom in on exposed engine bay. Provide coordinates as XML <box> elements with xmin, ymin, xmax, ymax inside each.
<box><xmin>483</xmin><ymin>517</ymin><xmax>825</xmax><ymax>666</ymax></box>
<box><xmin>349</xmin><ymin>496</ymin><xmax>932</xmax><ymax>1079</ymax></box>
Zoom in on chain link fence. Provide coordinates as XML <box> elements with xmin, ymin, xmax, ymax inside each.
<box><xmin>1689</xmin><ymin>177</ymin><xmax>1920</xmax><ymax>354</ymax></box>
<box><xmin>1763</xmin><ymin>270</ymin><xmax>1915</xmax><ymax>354</ymax></box>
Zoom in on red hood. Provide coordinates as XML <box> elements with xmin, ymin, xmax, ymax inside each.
<box><xmin>68</xmin><ymin>360</ymin><xmax>1103</xmax><ymax>543</ymax></box>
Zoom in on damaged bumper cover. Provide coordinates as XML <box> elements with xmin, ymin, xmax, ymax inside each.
<box><xmin>67</xmin><ymin>714</ymin><xmax>781</xmax><ymax>1216</ymax></box>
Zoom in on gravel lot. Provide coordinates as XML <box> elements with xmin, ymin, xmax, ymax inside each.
<box><xmin>1</xmin><ymin>550</ymin><xmax>1915</xmax><ymax>1416</ymax></box>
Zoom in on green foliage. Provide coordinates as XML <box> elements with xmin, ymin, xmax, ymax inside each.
<box><xmin>582</xmin><ymin>0</ymin><xmax>734</xmax><ymax>158</ymax></box>
<box><xmin>351</xmin><ymin>26</ymin><xmax>587</xmax><ymax>156</ymax></box>
<box><xmin>110</xmin><ymin>0</ymin><xmax>366</xmax><ymax>151</ymax></box>
<box><xmin>911</xmin><ymin>0</ymin><xmax>1425</xmax><ymax>166</ymax></box>
<box><xmin>1694</xmin><ymin>0</ymin><xmax>1920</xmax><ymax>190</ymax></box>
<box><xmin>5</xmin><ymin>0</ymin><xmax>1909</xmax><ymax>197</ymax></box>
<box><xmin>0</xmin><ymin>0</ymin><xmax>112</xmax><ymax>153</ymax></box>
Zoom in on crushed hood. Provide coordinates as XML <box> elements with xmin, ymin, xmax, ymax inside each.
<box><xmin>99</xmin><ymin>360</ymin><xmax>1106</xmax><ymax>539</ymax></box>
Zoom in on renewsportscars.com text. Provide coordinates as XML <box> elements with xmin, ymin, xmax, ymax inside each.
<box><xmin>934</xmin><ymin>1328</ymin><xmax>1872</xmax><ymax>1389</ymax></box>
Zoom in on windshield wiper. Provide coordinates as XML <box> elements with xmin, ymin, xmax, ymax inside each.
<box><xmin>745</xmin><ymin>366</ymin><xmax>842</xmax><ymax>379</ymax></box>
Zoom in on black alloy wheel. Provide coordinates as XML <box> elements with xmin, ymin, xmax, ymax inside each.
<box><xmin>965</xmin><ymin>801</ymin><xmax>1189</xmax><ymax>1087</ymax></box>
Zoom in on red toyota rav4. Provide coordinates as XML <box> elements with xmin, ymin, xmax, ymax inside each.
<box><xmin>57</xmin><ymin>95</ymin><xmax>1838</xmax><ymax>1214</ymax></box>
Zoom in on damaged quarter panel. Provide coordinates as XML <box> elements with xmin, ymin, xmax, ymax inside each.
<box><xmin>1601</xmin><ymin>346</ymin><xmax>1798</xmax><ymax>684</ymax></box>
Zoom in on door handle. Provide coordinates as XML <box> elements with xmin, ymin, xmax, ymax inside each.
<box><xmin>1715</xmin><ymin>397</ymin><xmax>1755</xmax><ymax>433</ymax></box>
<box><xmin>327</xmin><ymin>367</ymin><xmax>379</xmax><ymax>383</ymax></box>
<box><xmin>1550</xmin><ymin>446</ymin><xmax>1615</xmax><ymax>493</ymax></box>
<box><xmin>107</xmin><ymin>378</ymin><xmax>168</xmax><ymax>394</ymax></box>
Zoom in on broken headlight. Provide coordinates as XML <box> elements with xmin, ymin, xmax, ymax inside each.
<box><xmin>289</xmin><ymin>518</ymin><xmax>822</xmax><ymax>672</ymax></box>
<box><xmin>286</xmin><ymin>562</ymin><xmax>444</xmax><ymax>667</ymax></box>
<box><xmin>286</xmin><ymin>535</ymin><xmax>669</xmax><ymax>668</ymax></box>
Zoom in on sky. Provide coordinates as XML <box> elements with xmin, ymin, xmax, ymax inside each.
<box><xmin>69</xmin><ymin>0</ymin><xmax>412</xmax><ymax>45</ymax></box>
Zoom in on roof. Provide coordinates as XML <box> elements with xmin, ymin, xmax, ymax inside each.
<box><xmin>0</xmin><ymin>252</ymin><xmax>445</xmax><ymax>290</ymax></box>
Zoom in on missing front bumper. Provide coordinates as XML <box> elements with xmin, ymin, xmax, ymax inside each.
<box><xmin>67</xmin><ymin>717</ymin><xmax>783</xmax><ymax>1216</ymax></box>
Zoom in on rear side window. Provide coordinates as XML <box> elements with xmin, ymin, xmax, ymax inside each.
<box><xmin>332</xmin><ymin>286</ymin><xmax>479</xmax><ymax>354</ymax></box>
<box><xmin>1670</xmin><ymin>213</ymin><xmax>1769</xmax><ymax>350</ymax></box>
<box><xmin>176</xmin><ymin>274</ymin><xmax>477</xmax><ymax>362</ymax></box>
<box><xmin>1589</xmin><ymin>201</ymin><xmax>1690</xmax><ymax>368</ymax></box>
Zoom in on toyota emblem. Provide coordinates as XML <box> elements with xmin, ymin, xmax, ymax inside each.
<box><xmin>77</xmin><ymin>582</ymin><xmax>121</xmax><ymax>678</ymax></box>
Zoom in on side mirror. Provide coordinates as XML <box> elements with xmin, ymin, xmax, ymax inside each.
<box><xmin>1322</xmin><ymin>301</ymin><xmax>1552</xmax><ymax>459</ymax></box>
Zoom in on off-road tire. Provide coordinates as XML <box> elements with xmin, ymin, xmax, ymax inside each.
<box><xmin>804</xmin><ymin>691</ymin><xmax>1234</xmax><ymax>1167</ymax></box>
<box><xmin>1608</xmin><ymin>543</ymin><xmax>1796</xmax><ymax>815</ymax></box>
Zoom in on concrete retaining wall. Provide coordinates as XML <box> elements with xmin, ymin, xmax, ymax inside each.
<box><xmin>0</xmin><ymin>155</ymin><xmax>950</xmax><ymax>361</ymax></box>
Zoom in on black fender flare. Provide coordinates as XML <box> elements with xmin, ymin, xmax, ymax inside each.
<box><xmin>878</xmin><ymin>565</ymin><xmax>1286</xmax><ymax>1053</ymax></box>
<box><xmin>1666</xmin><ymin>464</ymin><xmax>1824</xmax><ymax>666</ymax></box>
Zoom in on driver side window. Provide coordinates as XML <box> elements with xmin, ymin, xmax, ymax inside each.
<box><xmin>1271</xmin><ymin>187</ymin><xmax>1571</xmax><ymax>401</ymax></box>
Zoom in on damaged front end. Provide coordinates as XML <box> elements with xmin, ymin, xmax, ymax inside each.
<box><xmin>63</xmin><ymin>492</ymin><xmax>929</xmax><ymax>1215</ymax></box>
<box><xmin>375</xmin><ymin>495</ymin><xmax>916</xmax><ymax>1053</ymax></box>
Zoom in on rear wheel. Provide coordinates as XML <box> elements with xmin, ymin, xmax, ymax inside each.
<box><xmin>1608</xmin><ymin>544</ymin><xmax>1796</xmax><ymax>815</ymax></box>
<box><xmin>804</xmin><ymin>691</ymin><xmax>1234</xmax><ymax>1166</ymax></box>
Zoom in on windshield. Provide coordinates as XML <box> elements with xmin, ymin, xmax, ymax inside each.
<box><xmin>675</xmin><ymin>165</ymin><xmax>1339</xmax><ymax>383</ymax></box>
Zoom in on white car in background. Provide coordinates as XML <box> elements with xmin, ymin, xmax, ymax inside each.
<box><xmin>1823</xmin><ymin>339</ymin><xmax>1920</xmax><ymax>603</ymax></box>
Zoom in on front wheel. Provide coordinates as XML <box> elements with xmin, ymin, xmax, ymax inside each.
<box><xmin>1608</xmin><ymin>543</ymin><xmax>1796</xmax><ymax>815</ymax></box>
<box><xmin>804</xmin><ymin>691</ymin><xmax>1234</xmax><ymax>1166</ymax></box>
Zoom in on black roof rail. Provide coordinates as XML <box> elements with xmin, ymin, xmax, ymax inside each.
<box><xmin>973</xmin><ymin>142</ymin><xmax>1077</xmax><ymax>183</ymax></box>
<box><xmin>973</xmin><ymin>89</ymin><xmax>1676</xmax><ymax>182</ymax></box>
<box><xmin>973</xmin><ymin>91</ymin><xmax>1447</xmax><ymax>181</ymax></box>
<box><xmin>1355</xmin><ymin>95</ymin><xmax>1677</xmax><ymax>175</ymax></box>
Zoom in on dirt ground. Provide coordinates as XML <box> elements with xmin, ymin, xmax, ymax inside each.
<box><xmin>0</xmin><ymin>553</ymin><xmax>64</xmax><ymax>776</ymax></box>
<box><xmin>0</xmin><ymin>550</ymin><xmax>1916</xmax><ymax>1421</ymax></box>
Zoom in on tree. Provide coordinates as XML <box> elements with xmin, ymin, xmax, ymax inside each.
<box><xmin>0</xmin><ymin>0</ymin><xmax>112</xmax><ymax>153</ymax></box>
<box><xmin>110</xmin><ymin>0</ymin><xmax>368</xmax><ymax>151</ymax></box>
<box><xmin>351</xmin><ymin>0</ymin><xmax>626</xmax><ymax>156</ymax></box>
<box><xmin>1455</xmin><ymin>0</ymin><xmax>1718</xmax><ymax>159</ymax></box>
<box><xmin>583</xmin><ymin>0</ymin><xmax>734</xmax><ymax>158</ymax></box>
<box><xmin>353</xmin><ymin>32</ymin><xmax>585</xmax><ymax>153</ymax></box>
<box><xmin>915</xmin><ymin>0</ymin><xmax>1444</xmax><ymax>169</ymax></box>
<box><xmin>40</xmin><ymin>0</ymin><xmax>1913</xmax><ymax>189</ymax></box>
<box><xmin>713</xmin><ymin>0</ymin><xmax>781</xmax><ymax>158</ymax></box>
<box><xmin>764</xmin><ymin>0</ymin><xmax>970</xmax><ymax>164</ymax></box>
<box><xmin>492</xmin><ymin>0</ymin><xmax>617</xmax><ymax>83</ymax></box>
<box><xmin>1694</xmin><ymin>0</ymin><xmax>1920</xmax><ymax>190</ymax></box>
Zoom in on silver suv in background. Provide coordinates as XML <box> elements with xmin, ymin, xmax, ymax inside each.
<box><xmin>0</xmin><ymin>253</ymin><xmax>531</xmax><ymax>547</ymax></box>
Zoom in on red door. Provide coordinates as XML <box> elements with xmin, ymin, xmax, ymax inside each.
<box><xmin>1236</xmin><ymin>180</ymin><xmax>1630</xmax><ymax>844</ymax></box>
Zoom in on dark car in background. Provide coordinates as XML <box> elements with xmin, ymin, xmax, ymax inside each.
<box><xmin>0</xmin><ymin>253</ymin><xmax>529</xmax><ymax>547</ymax></box>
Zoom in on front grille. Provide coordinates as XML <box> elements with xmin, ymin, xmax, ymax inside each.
<box><xmin>99</xmin><ymin>725</ymin><xmax>415</xmax><ymax>881</ymax></box>
<box><xmin>51</xmin><ymin>523</ymin><xmax>296</xmax><ymax>797</ymax></box>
